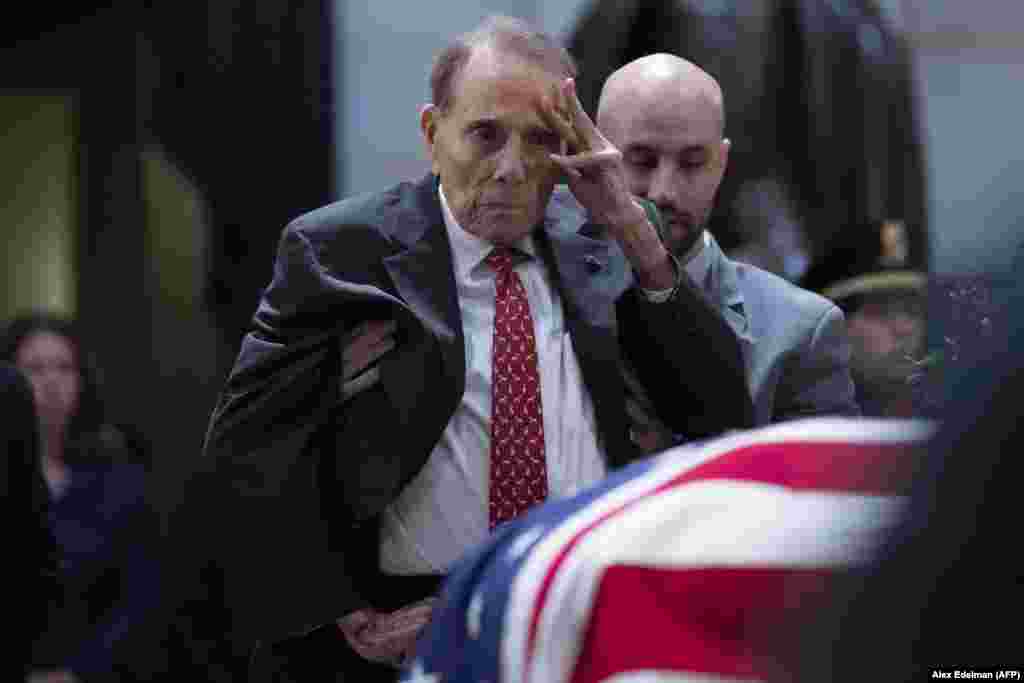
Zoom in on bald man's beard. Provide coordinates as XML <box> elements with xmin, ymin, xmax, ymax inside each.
<box><xmin>658</xmin><ymin>208</ymin><xmax>705</xmax><ymax>260</ymax></box>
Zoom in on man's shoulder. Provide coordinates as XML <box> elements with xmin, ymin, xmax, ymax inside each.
<box><xmin>285</xmin><ymin>176</ymin><xmax>438</xmax><ymax>250</ymax></box>
<box><xmin>731</xmin><ymin>257</ymin><xmax>839</xmax><ymax>322</ymax></box>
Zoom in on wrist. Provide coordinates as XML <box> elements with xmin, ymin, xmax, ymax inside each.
<box><xmin>604</xmin><ymin>198</ymin><xmax>648</xmax><ymax>237</ymax></box>
<box><xmin>633</xmin><ymin>245</ymin><xmax>676</xmax><ymax>291</ymax></box>
<box><xmin>611</xmin><ymin>202</ymin><xmax>666</xmax><ymax>263</ymax></box>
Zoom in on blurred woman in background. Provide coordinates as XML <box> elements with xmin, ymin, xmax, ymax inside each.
<box><xmin>2</xmin><ymin>313</ymin><xmax>165</xmax><ymax>683</ymax></box>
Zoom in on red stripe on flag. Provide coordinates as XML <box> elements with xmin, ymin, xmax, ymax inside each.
<box><xmin>671</xmin><ymin>440</ymin><xmax>918</xmax><ymax>496</ymax></box>
<box><xmin>526</xmin><ymin>439</ymin><xmax>917</xmax><ymax>673</ymax></box>
<box><xmin>570</xmin><ymin>566</ymin><xmax>834</xmax><ymax>683</ymax></box>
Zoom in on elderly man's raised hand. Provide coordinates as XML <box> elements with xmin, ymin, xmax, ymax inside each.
<box><xmin>542</xmin><ymin>78</ymin><xmax>674</xmax><ymax>290</ymax></box>
<box><xmin>542</xmin><ymin>79</ymin><xmax>642</xmax><ymax>230</ymax></box>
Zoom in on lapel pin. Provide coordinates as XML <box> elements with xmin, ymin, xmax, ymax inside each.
<box><xmin>583</xmin><ymin>254</ymin><xmax>605</xmax><ymax>273</ymax></box>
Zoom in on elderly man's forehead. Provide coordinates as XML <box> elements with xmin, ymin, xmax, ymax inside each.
<box><xmin>449</xmin><ymin>44</ymin><xmax>557</xmax><ymax>104</ymax></box>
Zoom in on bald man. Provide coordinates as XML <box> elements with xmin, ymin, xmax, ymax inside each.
<box><xmin>597</xmin><ymin>54</ymin><xmax>859</xmax><ymax>425</ymax></box>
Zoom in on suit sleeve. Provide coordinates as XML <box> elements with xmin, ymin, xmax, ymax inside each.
<box><xmin>196</xmin><ymin>222</ymin><xmax>380</xmax><ymax>654</ymax></box>
<box><xmin>617</xmin><ymin>269</ymin><xmax>755</xmax><ymax>441</ymax></box>
<box><xmin>776</xmin><ymin>304</ymin><xmax>860</xmax><ymax>420</ymax></box>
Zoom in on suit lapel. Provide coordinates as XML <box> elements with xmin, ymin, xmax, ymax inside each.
<box><xmin>706</xmin><ymin>234</ymin><xmax>756</xmax><ymax>345</ymax></box>
<box><xmin>540</xmin><ymin>187</ymin><xmax>632</xmax><ymax>326</ymax></box>
<box><xmin>378</xmin><ymin>182</ymin><xmax>636</xmax><ymax>466</ymax></box>
<box><xmin>381</xmin><ymin>176</ymin><xmax>466</xmax><ymax>416</ymax></box>
<box><xmin>538</xmin><ymin>189</ymin><xmax>635</xmax><ymax>467</ymax></box>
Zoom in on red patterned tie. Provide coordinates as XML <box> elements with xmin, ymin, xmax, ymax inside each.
<box><xmin>486</xmin><ymin>247</ymin><xmax>548</xmax><ymax>529</ymax></box>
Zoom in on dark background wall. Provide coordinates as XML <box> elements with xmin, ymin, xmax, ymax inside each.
<box><xmin>1</xmin><ymin>2</ymin><xmax>336</xmax><ymax>525</ymax></box>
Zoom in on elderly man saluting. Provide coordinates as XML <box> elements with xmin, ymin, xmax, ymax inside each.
<box><xmin>198</xmin><ymin>16</ymin><xmax>753</xmax><ymax>682</ymax></box>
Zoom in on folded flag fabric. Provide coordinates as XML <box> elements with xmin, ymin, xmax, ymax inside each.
<box><xmin>400</xmin><ymin>417</ymin><xmax>934</xmax><ymax>683</ymax></box>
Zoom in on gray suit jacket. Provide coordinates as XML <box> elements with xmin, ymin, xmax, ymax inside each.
<box><xmin>702</xmin><ymin>235</ymin><xmax>860</xmax><ymax>424</ymax></box>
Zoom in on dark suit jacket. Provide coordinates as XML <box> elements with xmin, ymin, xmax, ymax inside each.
<box><xmin>198</xmin><ymin>174</ymin><xmax>753</xmax><ymax>660</ymax></box>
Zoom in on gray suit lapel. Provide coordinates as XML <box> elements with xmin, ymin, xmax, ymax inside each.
<box><xmin>540</xmin><ymin>187</ymin><xmax>632</xmax><ymax>325</ymax></box>
<box><xmin>381</xmin><ymin>176</ymin><xmax>466</xmax><ymax>408</ymax></box>
<box><xmin>542</xmin><ymin>228</ymin><xmax>631</xmax><ymax>327</ymax></box>
<box><xmin>537</xmin><ymin>188</ymin><xmax>634</xmax><ymax>466</ymax></box>
<box><xmin>706</xmin><ymin>234</ymin><xmax>756</xmax><ymax>345</ymax></box>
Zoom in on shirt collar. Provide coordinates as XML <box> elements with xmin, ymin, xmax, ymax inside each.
<box><xmin>682</xmin><ymin>230</ymin><xmax>712</xmax><ymax>291</ymax></box>
<box><xmin>439</xmin><ymin>184</ymin><xmax>538</xmax><ymax>281</ymax></box>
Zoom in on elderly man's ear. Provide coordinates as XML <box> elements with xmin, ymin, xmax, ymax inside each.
<box><xmin>420</xmin><ymin>104</ymin><xmax>441</xmax><ymax>170</ymax></box>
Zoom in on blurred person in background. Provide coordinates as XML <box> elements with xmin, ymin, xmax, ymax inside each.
<box><xmin>824</xmin><ymin>271</ymin><xmax>927</xmax><ymax>417</ymax></box>
<box><xmin>2</xmin><ymin>313</ymin><xmax>165</xmax><ymax>683</ymax></box>
<box><xmin>2</xmin><ymin>363</ymin><xmax>61</xmax><ymax>682</ymax></box>
<box><xmin>1</xmin><ymin>314</ymin><xmax>152</xmax><ymax>475</ymax></box>
<box><xmin>780</xmin><ymin>270</ymin><xmax>1023</xmax><ymax>682</ymax></box>
<box><xmin>823</xmin><ymin>235</ymin><xmax>1016</xmax><ymax>419</ymax></box>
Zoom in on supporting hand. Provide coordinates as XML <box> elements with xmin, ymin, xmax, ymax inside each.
<box><xmin>338</xmin><ymin>597</ymin><xmax>436</xmax><ymax>668</ymax></box>
<box><xmin>341</xmin><ymin>319</ymin><xmax>397</xmax><ymax>402</ymax></box>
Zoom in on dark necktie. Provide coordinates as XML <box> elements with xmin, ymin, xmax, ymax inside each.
<box><xmin>486</xmin><ymin>247</ymin><xmax>548</xmax><ymax>529</ymax></box>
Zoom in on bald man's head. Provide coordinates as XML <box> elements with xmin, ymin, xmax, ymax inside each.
<box><xmin>597</xmin><ymin>54</ymin><xmax>725</xmax><ymax>139</ymax></box>
<box><xmin>596</xmin><ymin>54</ymin><xmax>730</xmax><ymax>258</ymax></box>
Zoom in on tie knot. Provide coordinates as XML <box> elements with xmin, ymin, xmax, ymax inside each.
<box><xmin>485</xmin><ymin>247</ymin><xmax>520</xmax><ymax>274</ymax></box>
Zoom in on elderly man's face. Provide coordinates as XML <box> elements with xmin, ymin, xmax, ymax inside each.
<box><xmin>422</xmin><ymin>47</ymin><xmax>564</xmax><ymax>246</ymax></box>
<box><xmin>600</xmin><ymin>84</ymin><xmax>729</xmax><ymax>257</ymax></box>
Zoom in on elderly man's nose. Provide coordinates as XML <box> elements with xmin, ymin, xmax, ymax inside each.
<box><xmin>494</xmin><ymin>146</ymin><xmax>527</xmax><ymax>183</ymax></box>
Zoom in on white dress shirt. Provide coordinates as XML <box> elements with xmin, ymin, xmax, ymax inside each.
<box><xmin>378</xmin><ymin>186</ymin><xmax>607</xmax><ymax>575</ymax></box>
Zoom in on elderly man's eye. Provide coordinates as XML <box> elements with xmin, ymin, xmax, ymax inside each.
<box><xmin>526</xmin><ymin>129</ymin><xmax>560</xmax><ymax>150</ymax></box>
<box><xmin>468</xmin><ymin>123</ymin><xmax>501</xmax><ymax>146</ymax></box>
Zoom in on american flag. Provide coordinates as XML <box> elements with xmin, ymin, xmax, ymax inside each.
<box><xmin>400</xmin><ymin>417</ymin><xmax>934</xmax><ymax>683</ymax></box>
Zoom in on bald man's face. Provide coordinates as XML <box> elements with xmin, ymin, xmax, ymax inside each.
<box><xmin>599</xmin><ymin>82</ymin><xmax>729</xmax><ymax>257</ymax></box>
